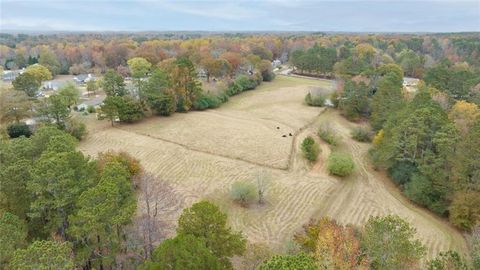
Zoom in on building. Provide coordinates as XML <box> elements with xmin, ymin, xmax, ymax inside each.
<box><xmin>2</xmin><ymin>69</ymin><xmax>24</xmax><ymax>82</ymax></box>
<box><xmin>73</xmin><ymin>73</ymin><xmax>95</xmax><ymax>84</ymax></box>
<box><xmin>272</xmin><ymin>59</ymin><xmax>282</xmax><ymax>68</ymax></box>
<box><xmin>77</xmin><ymin>95</ymin><xmax>105</xmax><ymax>111</ymax></box>
<box><xmin>42</xmin><ymin>80</ymin><xmax>69</xmax><ymax>91</ymax></box>
<box><xmin>403</xmin><ymin>77</ymin><xmax>420</xmax><ymax>93</ymax></box>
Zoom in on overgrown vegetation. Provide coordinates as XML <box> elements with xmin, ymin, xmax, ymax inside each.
<box><xmin>304</xmin><ymin>92</ymin><xmax>325</xmax><ymax>107</ymax></box>
<box><xmin>327</xmin><ymin>152</ymin><xmax>355</xmax><ymax>176</ymax></box>
<box><xmin>351</xmin><ymin>127</ymin><xmax>372</xmax><ymax>142</ymax></box>
<box><xmin>230</xmin><ymin>181</ymin><xmax>257</xmax><ymax>207</ymax></box>
<box><xmin>317</xmin><ymin>124</ymin><xmax>339</xmax><ymax>146</ymax></box>
<box><xmin>301</xmin><ymin>136</ymin><xmax>320</xmax><ymax>161</ymax></box>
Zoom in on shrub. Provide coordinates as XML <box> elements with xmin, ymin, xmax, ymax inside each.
<box><xmin>193</xmin><ymin>94</ymin><xmax>222</xmax><ymax>110</ymax></box>
<box><xmin>330</xmin><ymin>92</ymin><xmax>340</xmax><ymax>108</ymax></box>
<box><xmin>318</xmin><ymin>125</ymin><xmax>339</xmax><ymax>146</ymax></box>
<box><xmin>7</xmin><ymin>123</ymin><xmax>32</xmax><ymax>138</ymax></box>
<box><xmin>261</xmin><ymin>70</ymin><xmax>275</xmax><ymax>82</ymax></box>
<box><xmin>87</xmin><ymin>105</ymin><xmax>96</xmax><ymax>113</ymax></box>
<box><xmin>351</xmin><ymin>127</ymin><xmax>372</xmax><ymax>142</ymax></box>
<box><xmin>427</xmin><ymin>250</ymin><xmax>470</xmax><ymax>270</ymax></box>
<box><xmin>252</xmin><ymin>72</ymin><xmax>263</xmax><ymax>85</ymax></box>
<box><xmin>230</xmin><ymin>181</ymin><xmax>256</xmax><ymax>207</ymax></box>
<box><xmin>301</xmin><ymin>136</ymin><xmax>320</xmax><ymax>161</ymax></box>
<box><xmin>227</xmin><ymin>83</ymin><xmax>241</xmax><ymax>96</ymax></box>
<box><xmin>217</xmin><ymin>91</ymin><xmax>229</xmax><ymax>103</ymax></box>
<box><xmin>305</xmin><ymin>92</ymin><xmax>325</xmax><ymax>107</ymax></box>
<box><xmin>97</xmin><ymin>150</ymin><xmax>142</xmax><ymax>178</ymax></box>
<box><xmin>235</xmin><ymin>75</ymin><xmax>258</xmax><ymax>91</ymax></box>
<box><xmin>65</xmin><ymin>119</ymin><xmax>87</xmax><ymax>140</ymax></box>
<box><xmin>327</xmin><ymin>152</ymin><xmax>354</xmax><ymax>176</ymax></box>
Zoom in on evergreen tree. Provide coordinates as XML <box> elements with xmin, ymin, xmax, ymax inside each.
<box><xmin>177</xmin><ymin>201</ymin><xmax>246</xmax><ymax>268</ymax></box>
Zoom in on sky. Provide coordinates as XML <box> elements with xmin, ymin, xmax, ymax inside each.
<box><xmin>1</xmin><ymin>0</ymin><xmax>479</xmax><ymax>33</ymax></box>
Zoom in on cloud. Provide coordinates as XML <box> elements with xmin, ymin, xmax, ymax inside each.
<box><xmin>0</xmin><ymin>0</ymin><xmax>478</xmax><ymax>32</ymax></box>
<box><xmin>142</xmin><ymin>1</ymin><xmax>266</xmax><ymax>20</ymax></box>
<box><xmin>1</xmin><ymin>18</ymin><xmax>106</xmax><ymax>31</ymax></box>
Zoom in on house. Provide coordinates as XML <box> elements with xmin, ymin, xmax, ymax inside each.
<box><xmin>42</xmin><ymin>80</ymin><xmax>69</xmax><ymax>91</ymax></box>
<box><xmin>2</xmin><ymin>69</ymin><xmax>24</xmax><ymax>82</ymax></box>
<box><xmin>403</xmin><ymin>77</ymin><xmax>420</xmax><ymax>93</ymax></box>
<box><xmin>197</xmin><ymin>69</ymin><xmax>207</xmax><ymax>78</ymax></box>
<box><xmin>272</xmin><ymin>59</ymin><xmax>282</xmax><ymax>68</ymax></box>
<box><xmin>77</xmin><ymin>95</ymin><xmax>105</xmax><ymax>111</ymax></box>
<box><xmin>73</xmin><ymin>73</ymin><xmax>95</xmax><ymax>84</ymax></box>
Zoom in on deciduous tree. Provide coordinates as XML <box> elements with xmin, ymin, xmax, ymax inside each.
<box><xmin>361</xmin><ymin>215</ymin><xmax>426</xmax><ymax>270</ymax></box>
<box><xmin>12</xmin><ymin>72</ymin><xmax>41</xmax><ymax>97</ymax></box>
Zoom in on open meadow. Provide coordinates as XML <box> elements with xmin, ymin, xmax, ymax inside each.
<box><xmin>79</xmin><ymin>75</ymin><xmax>468</xmax><ymax>259</ymax></box>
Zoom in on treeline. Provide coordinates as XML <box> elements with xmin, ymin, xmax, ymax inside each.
<box><xmin>1</xmin><ymin>33</ymin><xmax>479</xmax><ymax>79</ymax></box>
<box><xmin>288</xmin><ymin>37</ymin><xmax>479</xmax><ymax>98</ymax></box>
<box><xmin>138</xmin><ymin>205</ymin><xmax>475</xmax><ymax>270</ymax></box>
<box><xmin>290</xmin><ymin>44</ymin><xmax>336</xmax><ymax>77</ymax></box>
<box><xmin>370</xmin><ymin>87</ymin><xmax>480</xmax><ymax>232</ymax></box>
<box><xmin>99</xmin><ymin>55</ymin><xmax>273</xmax><ymax>125</ymax></box>
<box><xmin>326</xmin><ymin>52</ymin><xmax>479</xmax><ymax>233</ymax></box>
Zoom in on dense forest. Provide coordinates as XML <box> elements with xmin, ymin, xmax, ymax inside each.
<box><xmin>1</xmin><ymin>32</ymin><xmax>479</xmax><ymax>269</ymax></box>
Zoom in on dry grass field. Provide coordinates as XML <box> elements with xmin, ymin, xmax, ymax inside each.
<box><xmin>79</xmin><ymin>75</ymin><xmax>467</xmax><ymax>259</ymax></box>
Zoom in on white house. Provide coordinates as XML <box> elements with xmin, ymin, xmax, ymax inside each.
<box><xmin>74</xmin><ymin>73</ymin><xmax>95</xmax><ymax>84</ymax></box>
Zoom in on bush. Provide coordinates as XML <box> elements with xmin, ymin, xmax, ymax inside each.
<box><xmin>230</xmin><ymin>181</ymin><xmax>257</xmax><ymax>207</ymax></box>
<box><xmin>351</xmin><ymin>127</ymin><xmax>372</xmax><ymax>142</ymax></box>
<box><xmin>235</xmin><ymin>75</ymin><xmax>258</xmax><ymax>91</ymax></box>
<box><xmin>301</xmin><ymin>136</ymin><xmax>320</xmax><ymax>161</ymax></box>
<box><xmin>427</xmin><ymin>250</ymin><xmax>470</xmax><ymax>270</ymax></box>
<box><xmin>193</xmin><ymin>94</ymin><xmax>222</xmax><ymax>110</ymax></box>
<box><xmin>330</xmin><ymin>92</ymin><xmax>340</xmax><ymax>108</ymax></box>
<box><xmin>65</xmin><ymin>119</ymin><xmax>87</xmax><ymax>140</ymax></box>
<box><xmin>217</xmin><ymin>92</ymin><xmax>229</xmax><ymax>103</ymax></box>
<box><xmin>87</xmin><ymin>105</ymin><xmax>96</xmax><ymax>113</ymax></box>
<box><xmin>261</xmin><ymin>70</ymin><xmax>275</xmax><ymax>82</ymax></box>
<box><xmin>227</xmin><ymin>83</ymin><xmax>241</xmax><ymax>96</ymax></box>
<box><xmin>327</xmin><ymin>152</ymin><xmax>354</xmax><ymax>176</ymax></box>
<box><xmin>318</xmin><ymin>125</ymin><xmax>339</xmax><ymax>146</ymax></box>
<box><xmin>305</xmin><ymin>92</ymin><xmax>325</xmax><ymax>107</ymax></box>
<box><xmin>7</xmin><ymin>123</ymin><xmax>32</xmax><ymax>138</ymax></box>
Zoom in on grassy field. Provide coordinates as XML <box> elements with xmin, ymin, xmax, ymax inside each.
<box><xmin>79</xmin><ymin>75</ymin><xmax>467</xmax><ymax>259</ymax></box>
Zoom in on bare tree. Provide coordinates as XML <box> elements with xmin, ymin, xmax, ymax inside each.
<box><xmin>133</xmin><ymin>172</ymin><xmax>180</xmax><ymax>259</ymax></box>
<box><xmin>256</xmin><ymin>169</ymin><xmax>270</xmax><ymax>205</ymax></box>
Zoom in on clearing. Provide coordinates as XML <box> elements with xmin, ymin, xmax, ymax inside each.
<box><xmin>79</xmin><ymin>75</ymin><xmax>467</xmax><ymax>258</ymax></box>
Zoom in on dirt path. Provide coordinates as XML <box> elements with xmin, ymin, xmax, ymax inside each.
<box><xmin>308</xmin><ymin>109</ymin><xmax>468</xmax><ymax>258</ymax></box>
